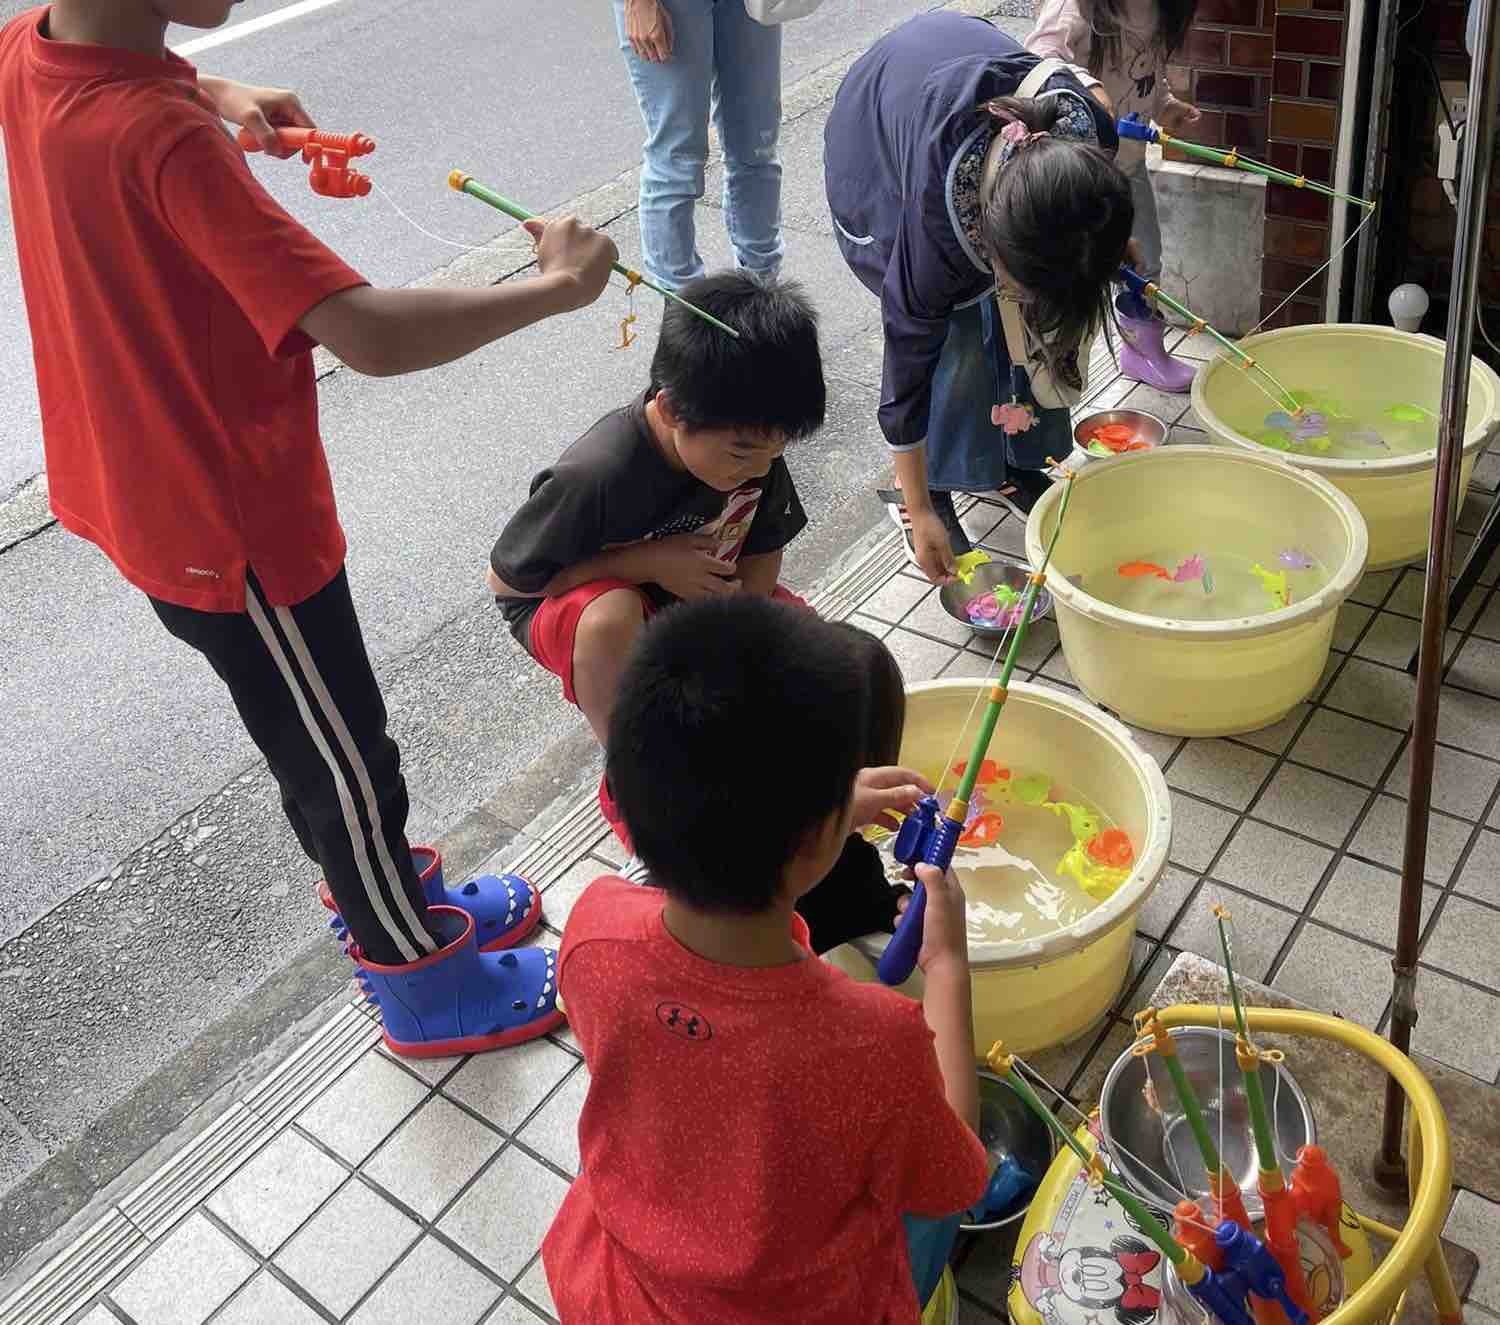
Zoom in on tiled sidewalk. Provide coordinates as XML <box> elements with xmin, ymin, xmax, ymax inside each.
<box><xmin>8</xmin><ymin>329</ymin><xmax>1500</xmax><ymax>1324</ymax></box>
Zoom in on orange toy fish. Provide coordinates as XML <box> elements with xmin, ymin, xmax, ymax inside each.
<box><xmin>958</xmin><ymin>811</ymin><xmax>1005</xmax><ymax>847</ymax></box>
<box><xmin>951</xmin><ymin>758</ymin><xmax>1009</xmax><ymax>785</ymax></box>
<box><xmin>1086</xmin><ymin>828</ymin><xmax>1135</xmax><ymax>868</ymax></box>
<box><xmin>1118</xmin><ymin>561</ymin><xmax>1171</xmax><ymax>579</ymax></box>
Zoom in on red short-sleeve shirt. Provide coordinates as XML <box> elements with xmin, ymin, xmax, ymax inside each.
<box><xmin>0</xmin><ymin>9</ymin><xmax>367</xmax><ymax>610</ymax></box>
<box><xmin>542</xmin><ymin>878</ymin><xmax>990</xmax><ymax>1324</ymax></box>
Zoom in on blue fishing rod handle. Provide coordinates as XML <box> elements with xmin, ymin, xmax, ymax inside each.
<box><xmin>1117</xmin><ymin>263</ymin><xmax>1150</xmax><ymax>297</ymax></box>
<box><xmin>878</xmin><ymin>796</ymin><xmax>961</xmax><ymax>985</ymax></box>
<box><xmin>1116</xmin><ymin>113</ymin><xmax>1158</xmax><ymax>143</ymax></box>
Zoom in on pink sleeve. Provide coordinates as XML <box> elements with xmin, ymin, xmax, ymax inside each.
<box><xmin>883</xmin><ymin>1006</ymin><xmax>990</xmax><ymax>1218</ymax></box>
<box><xmin>1025</xmin><ymin>0</ymin><xmax>1086</xmax><ymax>62</ymax></box>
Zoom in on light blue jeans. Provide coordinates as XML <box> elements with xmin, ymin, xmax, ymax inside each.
<box><xmin>613</xmin><ymin>0</ymin><xmax>784</xmax><ymax>290</ymax></box>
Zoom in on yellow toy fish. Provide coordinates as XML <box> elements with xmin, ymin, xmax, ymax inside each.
<box><xmin>1045</xmin><ymin>799</ymin><xmax>1102</xmax><ymax>841</ymax></box>
<box><xmin>953</xmin><ymin>550</ymin><xmax>993</xmax><ymax>585</ymax></box>
<box><xmin>1057</xmin><ymin>844</ymin><xmax>1132</xmax><ymax>902</ymax></box>
<box><xmin>1249</xmin><ymin>563</ymin><xmax>1291</xmax><ymax>608</ymax></box>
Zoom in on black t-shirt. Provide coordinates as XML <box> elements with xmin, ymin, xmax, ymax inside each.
<box><xmin>491</xmin><ymin>392</ymin><xmax>808</xmax><ymax>646</ymax></box>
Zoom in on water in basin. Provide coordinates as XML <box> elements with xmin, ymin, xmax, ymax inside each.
<box><xmin>869</xmin><ymin>766</ymin><xmax>1132</xmax><ymax>944</ymax></box>
<box><xmin>1071</xmin><ymin>515</ymin><xmax>1334</xmax><ymax>620</ymax></box>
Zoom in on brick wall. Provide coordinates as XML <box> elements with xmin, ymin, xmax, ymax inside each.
<box><xmin>1165</xmin><ymin>0</ymin><xmax>1351</xmax><ymax>329</ymax></box>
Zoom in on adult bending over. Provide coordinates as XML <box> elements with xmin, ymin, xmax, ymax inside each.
<box><xmin>825</xmin><ymin>12</ymin><xmax>1134</xmax><ymax>582</ymax></box>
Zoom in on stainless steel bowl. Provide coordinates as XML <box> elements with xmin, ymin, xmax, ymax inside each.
<box><xmin>1072</xmin><ymin>408</ymin><xmax>1169</xmax><ymax>460</ymax></box>
<box><xmin>1098</xmin><ymin>1027</ymin><xmax>1315</xmax><ymax>1219</ymax></box>
<box><xmin>960</xmin><ymin>1071</ymin><xmax>1058</xmax><ymax>1232</ymax></box>
<box><xmin>939</xmin><ymin>553</ymin><xmax>1053</xmax><ymax>639</ymax></box>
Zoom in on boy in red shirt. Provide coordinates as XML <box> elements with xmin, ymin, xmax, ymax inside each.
<box><xmin>0</xmin><ymin>0</ymin><xmax>618</xmax><ymax>1056</ymax></box>
<box><xmin>543</xmin><ymin>596</ymin><xmax>989</xmax><ymax>1323</ymax></box>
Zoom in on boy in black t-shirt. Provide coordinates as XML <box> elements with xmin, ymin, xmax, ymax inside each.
<box><xmin>490</xmin><ymin>273</ymin><xmax>928</xmax><ymax>951</ymax></box>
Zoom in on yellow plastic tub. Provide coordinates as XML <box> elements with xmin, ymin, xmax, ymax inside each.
<box><xmin>1025</xmin><ymin>446</ymin><xmax>1367</xmax><ymax>736</ymax></box>
<box><xmin>823</xmin><ymin>679</ymin><xmax>1172</xmax><ymax>1058</ymax></box>
<box><xmin>1191</xmin><ymin>325</ymin><xmax>1500</xmax><ymax>570</ymax></box>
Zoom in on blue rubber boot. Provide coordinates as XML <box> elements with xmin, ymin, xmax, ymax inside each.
<box><xmin>352</xmin><ymin>904</ymin><xmax>563</xmax><ymax>1058</ymax></box>
<box><xmin>321</xmin><ymin>847</ymin><xmax>542</xmax><ymax>953</ymax></box>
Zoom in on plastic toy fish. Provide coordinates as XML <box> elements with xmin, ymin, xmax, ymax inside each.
<box><xmin>1057</xmin><ymin>842</ymin><xmax>1132</xmax><ymax>901</ymax></box>
<box><xmin>1253</xmin><ymin>429</ymin><xmax>1294</xmax><ymax>452</ymax></box>
<box><xmin>1386</xmin><ymin>402</ymin><xmax>1429</xmax><ymax>423</ymax></box>
<box><xmin>1119</xmin><ymin>560</ymin><xmax>1171</xmax><ymax>579</ymax></box>
<box><xmin>958</xmin><ymin>810</ymin><xmax>1005</xmax><ymax>848</ymax></box>
<box><xmin>1013</xmin><ymin>772</ymin><xmax>1053</xmax><ymax>805</ymax></box>
<box><xmin>1294</xmin><ymin>411</ymin><xmax>1328</xmax><ymax>439</ymax></box>
<box><xmin>1279</xmin><ymin>548</ymin><xmax>1316</xmax><ymax>570</ymax></box>
<box><xmin>1346</xmin><ymin>429</ymin><xmax>1389</xmax><ymax>450</ymax></box>
<box><xmin>1086</xmin><ymin>827</ymin><xmax>1135</xmax><ymax>869</ymax></box>
<box><xmin>1044</xmin><ymin>799</ymin><xmax>1102</xmax><ymax>840</ymax></box>
<box><xmin>1264</xmin><ymin>411</ymin><xmax>1296</xmax><ymax>433</ymax></box>
<box><xmin>953</xmin><ymin>550</ymin><xmax>992</xmax><ymax>585</ymax></box>
<box><xmin>964</xmin><ymin>584</ymin><xmax>1022</xmax><ymax>625</ymax></box>
<box><xmin>1250</xmin><ymin>562</ymin><xmax>1291</xmax><ymax>608</ymax></box>
<box><xmin>952</xmin><ymin>758</ymin><xmax>1008</xmax><ymax>786</ymax></box>
<box><xmin>1172</xmin><ymin>554</ymin><xmax>1206</xmax><ymax>583</ymax></box>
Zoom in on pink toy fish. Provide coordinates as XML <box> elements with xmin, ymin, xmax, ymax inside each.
<box><xmin>1279</xmin><ymin>548</ymin><xmax>1316</xmax><ymax>570</ymax></box>
<box><xmin>1172</xmin><ymin>555</ymin><xmax>1206</xmax><ymax>583</ymax></box>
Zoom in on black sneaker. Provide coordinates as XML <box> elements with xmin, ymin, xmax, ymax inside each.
<box><xmin>994</xmin><ymin>467</ymin><xmax>1054</xmax><ymax>519</ymax></box>
<box><xmin>877</xmin><ymin>487</ymin><xmax>973</xmax><ymax>569</ymax></box>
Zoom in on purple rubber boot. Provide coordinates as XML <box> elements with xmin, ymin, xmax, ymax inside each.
<box><xmin>1116</xmin><ymin>292</ymin><xmax>1196</xmax><ymax>394</ymax></box>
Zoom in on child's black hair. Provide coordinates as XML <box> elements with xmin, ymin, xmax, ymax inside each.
<box><xmin>834</xmin><ymin>620</ymin><xmax>906</xmax><ymax>767</ymax></box>
<box><xmin>648</xmin><ymin>271</ymin><xmax>826</xmax><ymax>443</ymax></box>
<box><xmin>980</xmin><ymin>97</ymin><xmax>1134</xmax><ymax>380</ymax></box>
<box><xmin>607</xmin><ymin>596</ymin><xmax>870</xmax><ymax>914</ymax></box>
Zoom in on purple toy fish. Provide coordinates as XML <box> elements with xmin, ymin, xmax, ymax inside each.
<box><xmin>1294</xmin><ymin>411</ymin><xmax>1329</xmax><ymax>440</ymax></box>
<box><xmin>1279</xmin><ymin>548</ymin><xmax>1316</xmax><ymax>571</ymax></box>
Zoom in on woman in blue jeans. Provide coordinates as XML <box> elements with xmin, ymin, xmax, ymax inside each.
<box><xmin>615</xmin><ymin>0</ymin><xmax>783</xmax><ymax>289</ymax></box>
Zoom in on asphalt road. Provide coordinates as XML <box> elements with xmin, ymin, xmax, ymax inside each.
<box><xmin>0</xmin><ymin>0</ymin><xmax>1032</xmax><ymax>1236</ymax></box>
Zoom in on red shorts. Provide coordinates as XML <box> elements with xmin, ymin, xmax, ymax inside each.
<box><xmin>526</xmin><ymin>578</ymin><xmax>811</xmax><ymax>706</ymax></box>
<box><xmin>526</xmin><ymin>578</ymin><xmax>812</xmax><ymax>852</ymax></box>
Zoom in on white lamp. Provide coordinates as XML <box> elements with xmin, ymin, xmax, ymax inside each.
<box><xmin>1388</xmin><ymin>283</ymin><xmax>1430</xmax><ymax>333</ymax></box>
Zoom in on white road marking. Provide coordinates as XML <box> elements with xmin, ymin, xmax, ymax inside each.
<box><xmin>174</xmin><ymin>0</ymin><xmax>345</xmax><ymax>56</ymax></box>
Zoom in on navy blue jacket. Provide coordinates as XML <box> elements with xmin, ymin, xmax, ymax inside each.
<box><xmin>824</xmin><ymin>13</ymin><xmax>1116</xmax><ymax>449</ymax></box>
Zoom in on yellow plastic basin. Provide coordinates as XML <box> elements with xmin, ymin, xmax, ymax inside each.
<box><xmin>823</xmin><ymin>679</ymin><xmax>1171</xmax><ymax>1058</ymax></box>
<box><xmin>1191</xmin><ymin>325</ymin><xmax>1500</xmax><ymax>570</ymax></box>
<box><xmin>1025</xmin><ymin>446</ymin><xmax>1367</xmax><ymax>736</ymax></box>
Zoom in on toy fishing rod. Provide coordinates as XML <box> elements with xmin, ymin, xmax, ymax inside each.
<box><xmin>1135</xmin><ymin>1008</ymin><xmax>1253</xmax><ymax>1233</ymax></box>
<box><xmin>1116</xmin><ymin>266</ymin><xmax>1304</xmax><ymax>418</ymax></box>
<box><xmin>876</xmin><ymin>471</ymin><xmax>1077</xmax><ymax>987</ymax></box>
<box><xmin>1215</xmin><ymin>911</ymin><xmax>1317</xmax><ymax>1324</ymax></box>
<box><xmin>448</xmin><ymin>171</ymin><xmax>740</xmax><ymax>339</ymax></box>
<box><xmin>1117</xmin><ymin>117</ymin><xmax>1375</xmax><ymax>212</ymax></box>
<box><xmin>988</xmin><ymin>1044</ymin><xmax>1258</xmax><ymax>1325</ymax></box>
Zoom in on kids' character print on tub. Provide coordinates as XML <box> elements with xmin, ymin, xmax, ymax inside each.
<box><xmin>1019</xmin><ymin>1233</ymin><xmax>1161</xmax><ymax>1325</ymax></box>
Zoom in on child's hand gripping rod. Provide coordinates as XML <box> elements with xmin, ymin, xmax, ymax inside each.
<box><xmin>237</xmin><ymin>127</ymin><xmax>375</xmax><ymax>198</ymax></box>
<box><xmin>447</xmin><ymin>171</ymin><xmax>740</xmax><ymax>339</ymax></box>
<box><xmin>876</xmin><ymin>472</ymin><xmax>1076</xmax><ymax>986</ymax></box>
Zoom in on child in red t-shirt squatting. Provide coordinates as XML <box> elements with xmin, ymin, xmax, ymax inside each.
<box><xmin>543</xmin><ymin>595</ymin><xmax>990</xmax><ymax>1324</ymax></box>
<box><xmin>488</xmin><ymin>273</ymin><xmax>933</xmax><ymax>955</ymax></box>
<box><xmin>0</xmin><ymin>0</ymin><xmax>619</xmax><ymax>1056</ymax></box>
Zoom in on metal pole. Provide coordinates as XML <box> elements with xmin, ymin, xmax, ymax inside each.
<box><xmin>1376</xmin><ymin>0</ymin><xmax>1500</xmax><ymax>1191</ymax></box>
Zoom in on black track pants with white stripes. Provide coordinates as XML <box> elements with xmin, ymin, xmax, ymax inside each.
<box><xmin>150</xmin><ymin>567</ymin><xmax>442</xmax><ymax>965</ymax></box>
